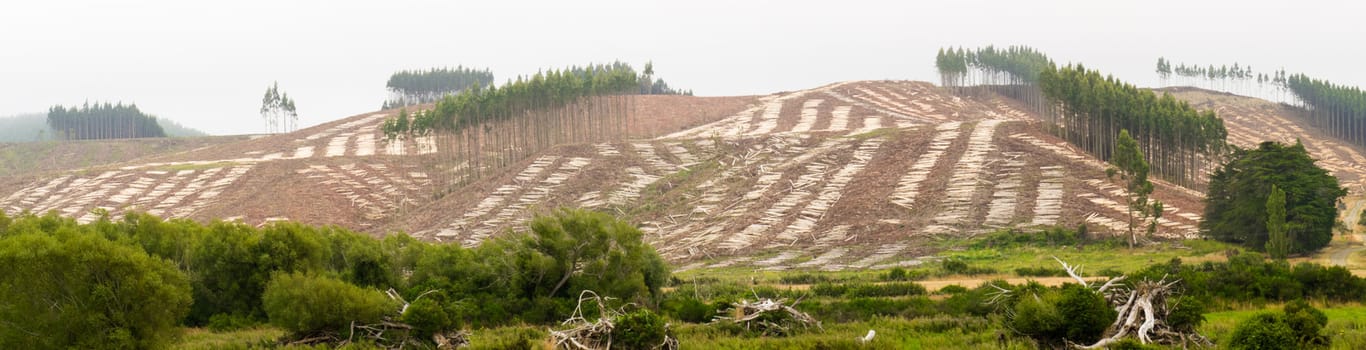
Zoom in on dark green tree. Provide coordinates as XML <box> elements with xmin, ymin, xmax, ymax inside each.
<box><xmin>1266</xmin><ymin>185</ymin><xmax>1291</xmax><ymax>259</ymax></box>
<box><xmin>1204</xmin><ymin>141</ymin><xmax>1346</xmax><ymax>254</ymax></box>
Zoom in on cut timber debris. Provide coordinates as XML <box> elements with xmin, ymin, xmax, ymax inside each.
<box><xmin>988</xmin><ymin>257</ymin><xmax>1211</xmax><ymax>349</ymax></box>
<box><xmin>716</xmin><ymin>297</ymin><xmax>822</xmax><ymax>336</ymax></box>
<box><xmin>550</xmin><ymin>290</ymin><xmax>679</xmax><ymax>350</ymax></box>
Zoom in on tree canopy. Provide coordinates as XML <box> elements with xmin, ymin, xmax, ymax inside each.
<box><xmin>1039</xmin><ymin>64</ymin><xmax>1227</xmax><ymax>188</ymax></box>
<box><xmin>46</xmin><ymin>102</ymin><xmax>167</xmax><ymax>140</ymax></box>
<box><xmin>1203</xmin><ymin>141</ymin><xmax>1346</xmax><ymax>254</ymax></box>
<box><xmin>935</xmin><ymin>47</ymin><xmax>1227</xmax><ymax>189</ymax></box>
<box><xmin>260</xmin><ymin>82</ymin><xmax>298</xmax><ymax>134</ymax></box>
<box><xmin>383</xmin><ymin>66</ymin><xmax>495</xmax><ymax>109</ymax></box>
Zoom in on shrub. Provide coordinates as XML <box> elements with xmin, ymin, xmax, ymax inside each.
<box><xmin>262</xmin><ymin>273</ymin><xmax>396</xmax><ymax>334</ymax></box>
<box><xmin>612</xmin><ymin>310</ymin><xmax>668</xmax><ymax>350</ymax></box>
<box><xmin>1165</xmin><ymin>296</ymin><xmax>1207</xmax><ymax>332</ymax></box>
<box><xmin>1228</xmin><ymin>313</ymin><xmax>1296</xmax><ymax>350</ymax></box>
<box><xmin>1054</xmin><ymin>284</ymin><xmax>1114</xmax><ymax>344</ymax></box>
<box><xmin>663</xmin><ymin>297</ymin><xmax>716</xmax><ymax>323</ymax></box>
<box><xmin>941</xmin><ymin>257</ymin><xmax>996</xmax><ymax>275</ymax></box>
<box><xmin>1283</xmin><ymin>300</ymin><xmax>1329</xmax><ymax>347</ymax></box>
<box><xmin>778</xmin><ymin>273</ymin><xmax>837</xmax><ymax>284</ymax></box>
<box><xmin>1014</xmin><ymin>266</ymin><xmax>1067</xmax><ymax>277</ymax></box>
<box><xmin>1010</xmin><ymin>284</ymin><xmax>1114</xmax><ymax>346</ymax></box>
<box><xmin>0</xmin><ymin>233</ymin><xmax>192</xmax><ymax>349</ymax></box>
<box><xmin>402</xmin><ymin>297</ymin><xmax>454</xmax><ymax>339</ymax></box>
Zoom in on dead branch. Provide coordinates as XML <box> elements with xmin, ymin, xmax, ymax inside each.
<box><xmin>549</xmin><ymin>290</ymin><xmax>678</xmax><ymax>350</ymax></box>
<box><xmin>715</xmin><ymin>297</ymin><xmax>822</xmax><ymax>336</ymax></box>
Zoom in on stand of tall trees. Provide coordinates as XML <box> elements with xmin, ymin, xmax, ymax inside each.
<box><xmin>46</xmin><ymin>102</ymin><xmax>166</xmax><ymax>140</ymax></box>
<box><xmin>383</xmin><ymin>62</ymin><xmax>662</xmax><ymax>190</ymax></box>
<box><xmin>260</xmin><ymin>82</ymin><xmax>298</xmax><ymax>134</ymax></box>
<box><xmin>1284</xmin><ymin>74</ymin><xmax>1366</xmax><ymax>150</ymax></box>
<box><xmin>936</xmin><ymin>46</ymin><xmax>1056</xmax><ymax>132</ymax></box>
<box><xmin>1039</xmin><ymin>65</ymin><xmax>1227</xmax><ymax>188</ymax></box>
<box><xmin>382</xmin><ymin>66</ymin><xmax>495</xmax><ymax>109</ymax></box>
<box><xmin>1154</xmin><ymin>57</ymin><xmax>1295</xmax><ymax>105</ymax></box>
<box><xmin>1156</xmin><ymin>58</ymin><xmax>1366</xmax><ymax>154</ymax></box>
<box><xmin>936</xmin><ymin>47</ymin><xmax>1228</xmax><ymax>188</ymax></box>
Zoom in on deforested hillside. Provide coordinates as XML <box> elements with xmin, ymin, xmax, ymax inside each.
<box><xmin>3</xmin><ymin>77</ymin><xmax>1359</xmax><ymax>268</ymax></box>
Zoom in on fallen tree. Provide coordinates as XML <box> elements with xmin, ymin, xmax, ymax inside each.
<box><xmin>714</xmin><ymin>297</ymin><xmax>822</xmax><ymax>336</ymax></box>
<box><xmin>988</xmin><ymin>257</ymin><xmax>1211</xmax><ymax>349</ymax></box>
<box><xmin>550</xmin><ymin>290</ymin><xmax>678</xmax><ymax>350</ymax></box>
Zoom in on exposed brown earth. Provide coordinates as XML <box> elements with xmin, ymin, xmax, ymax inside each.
<box><xmin>2</xmin><ymin>83</ymin><xmax>1356</xmax><ymax>272</ymax></box>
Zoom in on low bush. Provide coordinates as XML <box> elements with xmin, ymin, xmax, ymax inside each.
<box><xmin>612</xmin><ymin>309</ymin><xmax>669</xmax><ymax>350</ymax></box>
<box><xmin>812</xmin><ymin>282</ymin><xmax>927</xmax><ymax>298</ymax></box>
<box><xmin>262</xmin><ymin>273</ymin><xmax>396</xmax><ymax>334</ymax></box>
<box><xmin>662</xmin><ymin>297</ymin><xmax>718</xmax><ymax>323</ymax></box>
<box><xmin>941</xmin><ymin>257</ymin><xmax>997</xmax><ymax>276</ymax></box>
<box><xmin>882</xmin><ymin>267</ymin><xmax>928</xmax><ymax>281</ymax></box>
<box><xmin>1014</xmin><ymin>266</ymin><xmax>1068</xmax><ymax>277</ymax></box>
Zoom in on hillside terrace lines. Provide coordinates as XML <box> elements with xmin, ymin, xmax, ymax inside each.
<box><xmin>1082</xmin><ymin>179</ymin><xmax>1200</xmax><ymax>237</ymax></box>
<box><xmin>2</xmin><ymin>175</ymin><xmax>72</xmax><ymax>214</ymax></box>
<box><xmin>925</xmin><ymin>121</ymin><xmax>1001</xmax><ymax>234</ymax></box>
<box><xmin>983</xmin><ymin>153</ymin><xmax>1025</xmax><ymax>227</ymax></box>
<box><xmin>166</xmin><ymin>165</ymin><xmax>253</xmax><ymax>220</ymax></box>
<box><xmin>775</xmin><ymin>138</ymin><xmax>885</xmax><ymax>246</ymax></box>
<box><xmin>34</xmin><ymin>170</ymin><xmax>125</xmax><ymax>215</ymax></box>
<box><xmin>890</xmin><ymin>122</ymin><xmax>964</xmax><ymax>210</ymax></box>
<box><xmin>790</xmin><ymin>99</ymin><xmax>825</xmax><ymax>133</ymax></box>
<box><xmin>664</xmin><ymin>142</ymin><xmax>699</xmax><ymax>169</ymax></box>
<box><xmin>669</xmin><ymin>136</ymin><xmax>804</xmax><ymax>254</ymax></box>
<box><xmin>147</xmin><ymin>168</ymin><xmax>222</xmax><ymax>217</ymax></box>
<box><xmin>825</xmin><ymin>106</ymin><xmax>852</xmax><ymax>132</ymax></box>
<box><xmin>851</xmin><ymin>115</ymin><xmax>884</xmax><ymax>135</ymax></box>
<box><xmin>299</xmin><ymin>163</ymin><xmax>431</xmax><ymax>223</ymax></box>
<box><xmin>1030</xmin><ymin>166</ymin><xmax>1066</xmax><ymax>226</ymax></box>
<box><xmin>131</xmin><ymin>170</ymin><xmax>195</xmax><ymax>210</ymax></box>
<box><xmin>721</xmin><ymin>153</ymin><xmax>832</xmax><ymax>251</ymax></box>
<box><xmin>433</xmin><ymin>155</ymin><xmax>559</xmax><ymax>239</ymax></box>
<box><xmin>464</xmin><ymin>157</ymin><xmax>592</xmax><ymax>246</ymax></box>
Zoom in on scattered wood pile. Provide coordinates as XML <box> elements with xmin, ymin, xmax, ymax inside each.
<box><xmin>550</xmin><ymin>290</ymin><xmax>679</xmax><ymax>350</ymax></box>
<box><xmin>716</xmin><ymin>297</ymin><xmax>822</xmax><ymax>336</ymax></box>
<box><xmin>1051</xmin><ymin>258</ymin><xmax>1212</xmax><ymax>349</ymax></box>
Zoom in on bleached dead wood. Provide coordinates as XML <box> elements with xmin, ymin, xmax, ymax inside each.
<box><xmin>717</xmin><ymin>298</ymin><xmax>821</xmax><ymax>336</ymax></box>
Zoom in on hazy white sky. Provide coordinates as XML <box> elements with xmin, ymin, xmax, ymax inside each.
<box><xmin>2</xmin><ymin>1</ymin><xmax>1363</xmax><ymax>135</ymax></box>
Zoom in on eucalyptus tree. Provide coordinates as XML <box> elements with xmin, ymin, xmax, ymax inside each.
<box><xmin>260</xmin><ymin>82</ymin><xmax>299</xmax><ymax>134</ymax></box>
<box><xmin>1285</xmin><ymin>74</ymin><xmax>1366</xmax><ymax>149</ymax></box>
<box><xmin>382</xmin><ymin>61</ymin><xmax>666</xmax><ymax>190</ymax></box>
<box><xmin>1039</xmin><ymin>64</ymin><xmax>1227</xmax><ymax>188</ymax></box>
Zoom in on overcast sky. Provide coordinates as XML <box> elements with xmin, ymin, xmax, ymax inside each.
<box><xmin>2</xmin><ymin>1</ymin><xmax>1363</xmax><ymax>135</ymax></box>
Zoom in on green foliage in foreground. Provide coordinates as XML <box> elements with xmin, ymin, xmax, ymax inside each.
<box><xmin>0</xmin><ymin>208</ymin><xmax>668</xmax><ymax>348</ymax></box>
<box><xmin>263</xmin><ymin>273</ymin><xmax>396</xmax><ymax>334</ymax></box>
<box><xmin>0</xmin><ymin>225</ymin><xmax>192</xmax><ymax>349</ymax></box>
<box><xmin>1204</xmin><ymin>141</ymin><xmax>1346</xmax><ymax>254</ymax></box>
<box><xmin>1228</xmin><ymin>301</ymin><xmax>1330</xmax><ymax>349</ymax></box>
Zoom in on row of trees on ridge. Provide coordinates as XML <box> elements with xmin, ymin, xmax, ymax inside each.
<box><xmin>382</xmin><ymin>66</ymin><xmax>494</xmax><ymax>109</ymax></box>
<box><xmin>1284</xmin><ymin>74</ymin><xmax>1366</xmax><ymax>151</ymax></box>
<box><xmin>1154</xmin><ymin>57</ymin><xmax>1296</xmax><ymax>104</ymax></box>
<box><xmin>936</xmin><ymin>47</ymin><xmax>1228</xmax><ymax>189</ymax></box>
<box><xmin>1156</xmin><ymin>58</ymin><xmax>1366</xmax><ymax>158</ymax></box>
<box><xmin>45</xmin><ymin>102</ymin><xmax>166</xmax><ymax>140</ymax></box>
<box><xmin>381</xmin><ymin>61</ymin><xmax>677</xmax><ymax>190</ymax></box>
